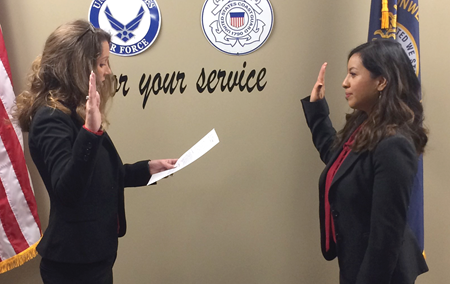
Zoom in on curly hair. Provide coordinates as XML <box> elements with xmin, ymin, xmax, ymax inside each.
<box><xmin>15</xmin><ymin>19</ymin><xmax>116</xmax><ymax>131</ymax></box>
<box><xmin>336</xmin><ymin>39</ymin><xmax>428</xmax><ymax>154</ymax></box>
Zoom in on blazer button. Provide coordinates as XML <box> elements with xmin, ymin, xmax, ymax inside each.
<box><xmin>87</xmin><ymin>142</ymin><xmax>92</xmax><ymax>149</ymax></box>
<box><xmin>83</xmin><ymin>155</ymin><xmax>89</xmax><ymax>161</ymax></box>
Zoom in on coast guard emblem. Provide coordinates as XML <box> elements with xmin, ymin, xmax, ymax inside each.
<box><xmin>201</xmin><ymin>0</ymin><xmax>274</xmax><ymax>55</ymax></box>
<box><xmin>88</xmin><ymin>0</ymin><xmax>161</xmax><ymax>56</ymax></box>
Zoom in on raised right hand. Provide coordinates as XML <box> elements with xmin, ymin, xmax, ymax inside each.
<box><xmin>310</xmin><ymin>62</ymin><xmax>327</xmax><ymax>102</ymax></box>
<box><xmin>85</xmin><ymin>71</ymin><xmax>102</xmax><ymax>132</ymax></box>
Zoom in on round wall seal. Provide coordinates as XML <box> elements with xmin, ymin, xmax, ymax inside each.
<box><xmin>201</xmin><ymin>0</ymin><xmax>274</xmax><ymax>55</ymax></box>
<box><xmin>88</xmin><ymin>0</ymin><xmax>161</xmax><ymax>56</ymax></box>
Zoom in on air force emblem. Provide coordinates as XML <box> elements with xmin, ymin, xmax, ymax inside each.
<box><xmin>201</xmin><ymin>0</ymin><xmax>274</xmax><ymax>55</ymax></box>
<box><xmin>104</xmin><ymin>6</ymin><xmax>145</xmax><ymax>43</ymax></box>
<box><xmin>89</xmin><ymin>0</ymin><xmax>161</xmax><ymax>56</ymax></box>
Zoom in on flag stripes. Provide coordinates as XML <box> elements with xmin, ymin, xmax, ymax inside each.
<box><xmin>0</xmin><ymin>26</ymin><xmax>41</xmax><ymax>273</ymax></box>
<box><xmin>230</xmin><ymin>12</ymin><xmax>245</xmax><ymax>28</ymax></box>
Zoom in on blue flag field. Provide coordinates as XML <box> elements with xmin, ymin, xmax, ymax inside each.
<box><xmin>368</xmin><ymin>0</ymin><xmax>424</xmax><ymax>252</ymax></box>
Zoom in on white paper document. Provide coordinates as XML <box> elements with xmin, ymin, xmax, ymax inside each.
<box><xmin>148</xmin><ymin>129</ymin><xmax>220</xmax><ymax>185</ymax></box>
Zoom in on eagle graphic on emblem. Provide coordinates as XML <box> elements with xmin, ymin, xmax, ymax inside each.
<box><xmin>105</xmin><ymin>6</ymin><xmax>145</xmax><ymax>42</ymax></box>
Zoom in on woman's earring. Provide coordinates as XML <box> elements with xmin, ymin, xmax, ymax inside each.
<box><xmin>379</xmin><ymin>91</ymin><xmax>382</xmax><ymax>99</ymax></box>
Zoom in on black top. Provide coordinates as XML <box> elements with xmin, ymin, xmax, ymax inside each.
<box><xmin>29</xmin><ymin>106</ymin><xmax>150</xmax><ymax>263</ymax></box>
<box><xmin>301</xmin><ymin>97</ymin><xmax>428</xmax><ymax>284</ymax></box>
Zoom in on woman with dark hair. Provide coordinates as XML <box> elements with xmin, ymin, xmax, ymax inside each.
<box><xmin>15</xmin><ymin>20</ymin><xmax>176</xmax><ymax>283</ymax></box>
<box><xmin>301</xmin><ymin>39</ymin><xmax>428</xmax><ymax>284</ymax></box>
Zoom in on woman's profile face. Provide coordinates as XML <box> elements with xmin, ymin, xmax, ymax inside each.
<box><xmin>96</xmin><ymin>41</ymin><xmax>111</xmax><ymax>82</ymax></box>
<box><xmin>341</xmin><ymin>53</ymin><xmax>385</xmax><ymax>114</ymax></box>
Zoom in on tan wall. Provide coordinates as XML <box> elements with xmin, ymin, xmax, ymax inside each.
<box><xmin>0</xmin><ymin>1</ymin><xmax>448</xmax><ymax>283</ymax></box>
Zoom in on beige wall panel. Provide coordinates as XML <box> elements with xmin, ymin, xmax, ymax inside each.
<box><xmin>0</xmin><ymin>0</ymin><xmax>447</xmax><ymax>283</ymax></box>
<box><xmin>420</xmin><ymin>1</ymin><xmax>450</xmax><ymax>284</ymax></box>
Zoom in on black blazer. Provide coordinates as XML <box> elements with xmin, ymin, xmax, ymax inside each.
<box><xmin>29</xmin><ymin>106</ymin><xmax>150</xmax><ymax>263</ymax></box>
<box><xmin>301</xmin><ymin>97</ymin><xmax>428</xmax><ymax>284</ymax></box>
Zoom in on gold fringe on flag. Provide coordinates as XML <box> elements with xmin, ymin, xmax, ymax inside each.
<box><xmin>381</xmin><ymin>0</ymin><xmax>389</xmax><ymax>29</ymax></box>
<box><xmin>0</xmin><ymin>239</ymin><xmax>41</xmax><ymax>274</ymax></box>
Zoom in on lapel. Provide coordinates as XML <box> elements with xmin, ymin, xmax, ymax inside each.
<box><xmin>103</xmin><ymin>132</ymin><xmax>122</xmax><ymax>167</ymax></box>
<box><xmin>319</xmin><ymin>146</ymin><xmax>362</xmax><ymax>188</ymax></box>
<box><xmin>320</xmin><ymin>148</ymin><xmax>341</xmax><ymax>184</ymax></box>
<box><xmin>103</xmin><ymin>132</ymin><xmax>116</xmax><ymax>154</ymax></box>
<box><xmin>103</xmin><ymin>132</ymin><xmax>125</xmax><ymax>179</ymax></box>
<box><xmin>330</xmin><ymin>150</ymin><xmax>361</xmax><ymax>188</ymax></box>
<box><xmin>319</xmin><ymin>121</ymin><xmax>366</xmax><ymax>190</ymax></box>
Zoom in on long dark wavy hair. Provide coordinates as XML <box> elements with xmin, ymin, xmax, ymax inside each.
<box><xmin>336</xmin><ymin>39</ymin><xmax>427</xmax><ymax>154</ymax></box>
<box><xmin>15</xmin><ymin>20</ymin><xmax>116</xmax><ymax>131</ymax></box>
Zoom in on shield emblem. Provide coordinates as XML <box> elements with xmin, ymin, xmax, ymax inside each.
<box><xmin>229</xmin><ymin>12</ymin><xmax>245</xmax><ymax>28</ymax></box>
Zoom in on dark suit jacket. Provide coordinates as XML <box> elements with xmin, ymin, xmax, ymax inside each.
<box><xmin>29</xmin><ymin>106</ymin><xmax>150</xmax><ymax>263</ymax></box>
<box><xmin>301</xmin><ymin>97</ymin><xmax>428</xmax><ymax>284</ymax></box>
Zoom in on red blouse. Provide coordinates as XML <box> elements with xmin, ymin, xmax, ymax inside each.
<box><xmin>324</xmin><ymin>125</ymin><xmax>362</xmax><ymax>251</ymax></box>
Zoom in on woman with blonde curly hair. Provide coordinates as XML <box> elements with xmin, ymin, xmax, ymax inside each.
<box><xmin>15</xmin><ymin>19</ymin><xmax>176</xmax><ymax>284</ymax></box>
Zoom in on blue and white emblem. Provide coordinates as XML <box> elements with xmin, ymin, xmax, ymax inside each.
<box><xmin>201</xmin><ymin>0</ymin><xmax>274</xmax><ymax>55</ymax></box>
<box><xmin>88</xmin><ymin>0</ymin><xmax>161</xmax><ymax>56</ymax></box>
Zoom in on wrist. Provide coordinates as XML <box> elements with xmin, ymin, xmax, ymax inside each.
<box><xmin>83</xmin><ymin>125</ymin><xmax>103</xmax><ymax>136</ymax></box>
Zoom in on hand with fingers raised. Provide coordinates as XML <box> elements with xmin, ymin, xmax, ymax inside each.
<box><xmin>85</xmin><ymin>71</ymin><xmax>102</xmax><ymax>132</ymax></box>
<box><xmin>310</xmin><ymin>62</ymin><xmax>327</xmax><ymax>102</ymax></box>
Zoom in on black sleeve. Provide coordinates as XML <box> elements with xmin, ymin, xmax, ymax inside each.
<box><xmin>30</xmin><ymin>107</ymin><xmax>104</xmax><ymax>205</ymax></box>
<box><xmin>123</xmin><ymin>161</ymin><xmax>151</xmax><ymax>187</ymax></box>
<box><xmin>301</xmin><ymin>96</ymin><xmax>337</xmax><ymax>164</ymax></box>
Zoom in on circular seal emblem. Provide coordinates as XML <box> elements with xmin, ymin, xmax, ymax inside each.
<box><xmin>88</xmin><ymin>0</ymin><xmax>161</xmax><ymax>57</ymax></box>
<box><xmin>201</xmin><ymin>0</ymin><xmax>274</xmax><ymax>55</ymax></box>
<box><xmin>396</xmin><ymin>23</ymin><xmax>419</xmax><ymax>77</ymax></box>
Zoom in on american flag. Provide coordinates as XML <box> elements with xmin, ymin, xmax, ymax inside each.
<box><xmin>0</xmin><ymin>26</ymin><xmax>41</xmax><ymax>273</ymax></box>
<box><xmin>230</xmin><ymin>12</ymin><xmax>245</xmax><ymax>28</ymax></box>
